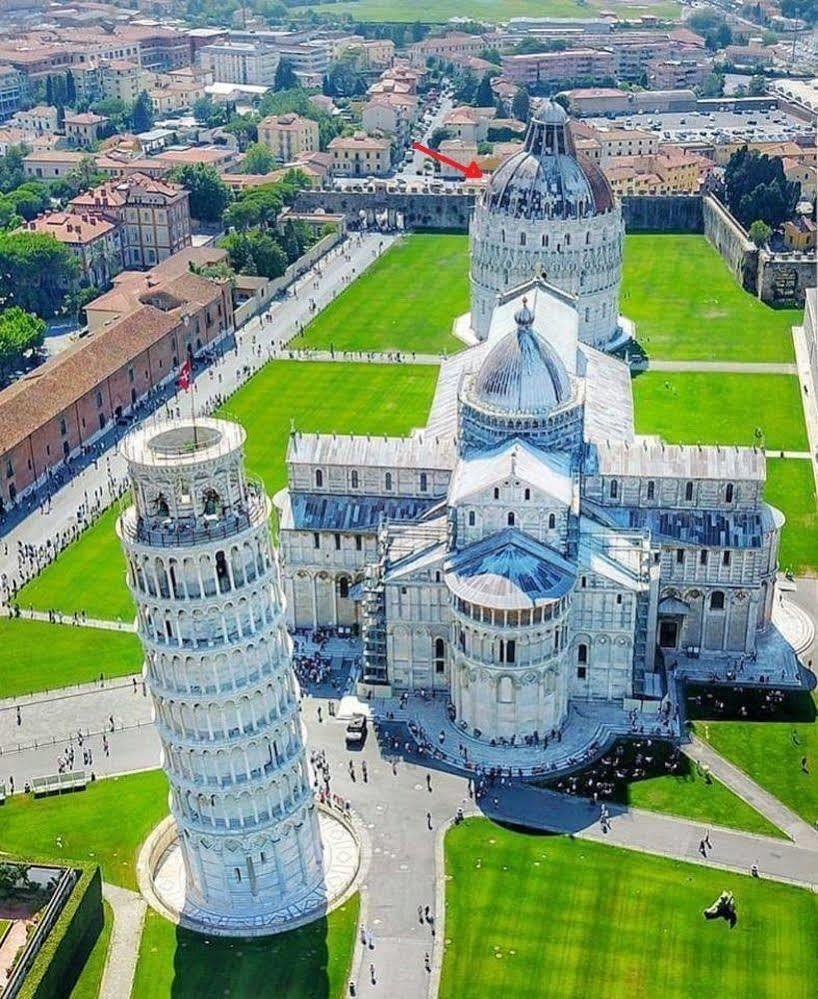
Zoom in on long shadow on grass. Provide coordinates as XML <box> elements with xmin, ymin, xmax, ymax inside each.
<box><xmin>170</xmin><ymin>917</ymin><xmax>332</xmax><ymax>998</ymax></box>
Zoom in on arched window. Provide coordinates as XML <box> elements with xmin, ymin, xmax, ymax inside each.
<box><xmin>468</xmin><ymin>511</ymin><xmax>475</xmax><ymax>526</ymax></box>
<box><xmin>585</xmin><ymin>231</ymin><xmax>591</xmax><ymax>245</ymax></box>
<box><xmin>420</xmin><ymin>472</ymin><xmax>428</xmax><ymax>493</ymax></box>
<box><xmin>725</xmin><ymin>483</ymin><xmax>734</xmax><ymax>503</ymax></box>
<box><xmin>577</xmin><ymin>643</ymin><xmax>588</xmax><ymax>664</ymax></box>
<box><xmin>565</xmin><ymin>233</ymin><xmax>570</xmax><ymax>246</ymax></box>
<box><xmin>434</xmin><ymin>637</ymin><xmax>445</xmax><ymax>674</ymax></box>
<box><xmin>493</xmin><ymin>487</ymin><xmax>500</xmax><ymax>499</ymax></box>
<box><xmin>350</xmin><ymin>470</ymin><xmax>359</xmax><ymax>489</ymax></box>
<box><xmin>710</xmin><ymin>591</ymin><xmax>725</xmax><ymax>610</ymax></box>
<box><xmin>315</xmin><ymin>469</ymin><xmax>323</xmax><ymax>488</ymax></box>
<box><xmin>507</xmin><ymin>511</ymin><xmax>515</xmax><ymax>526</ymax></box>
<box><xmin>520</xmin><ymin>232</ymin><xmax>526</xmax><ymax>246</ymax></box>
<box><xmin>338</xmin><ymin>577</ymin><xmax>349</xmax><ymax>599</ymax></box>
<box><xmin>385</xmin><ymin>472</ymin><xmax>393</xmax><ymax>491</ymax></box>
<box><xmin>202</xmin><ymin>488</ymin><xmax>220</xmax><ymax>516</ymax></box>
<box><xmin>524</xmin><ymin>488</ymin><xmax>530</xmax><ymax>501</ymax></box>
<box><xmin>647</xmin><ymin>480</ymin><xmax>655</xmax><ymax>500</ymax></box>
<box><xmin>548</xmin><ymin>513</ymin><xmax>556</xmax><ymax>529</ymax></box>
<box><xmin>610</xmin><ymin>479</ymin><xmax>618</xmax><ymax>499</ymax></box>
<box><xmin>685</xmin><ymin>481</ymin><xmax>693</xmax><ymax>501</ymax></box>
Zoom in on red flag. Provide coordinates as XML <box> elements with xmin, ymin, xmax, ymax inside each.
<box><xmin>177</xmin><ymin>358</ymin><xmax>192</xmax><ymax>391</ymax></box>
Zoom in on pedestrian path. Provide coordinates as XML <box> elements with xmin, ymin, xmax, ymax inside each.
<box><xmin>791</xmin><ymin>321</ymin><xmax>818</xmax><ymax>496</ymax></box>
<box><xmin>100</xmin><ymin>882</ymin><xmax>146</xmax><ymax>999</ymax></box>
<box><xmin>682</xmin><ymin>735</ymin><xmax>818</xmax><ymax>849</ymax></box>
<box><xmin>641</xmin><ymin>359</ymin><xmax>798</xmax><ymax>374</ymax></box>
<box><xmin>7</xmin><ymin>607</ymin><xmax>134</xmax><ymax>632</ymax></box>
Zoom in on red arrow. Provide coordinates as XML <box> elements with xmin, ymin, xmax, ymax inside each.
<box><xmin>412</xmin><ymin>141</ymin><xmax>483</xmax><ymax>179</ymax></box>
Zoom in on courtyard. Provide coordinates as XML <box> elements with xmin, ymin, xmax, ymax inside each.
<box><xmin>440</xmin><ymin>819</ymin><xmax>818</xmax><ymax>999</ymax></box>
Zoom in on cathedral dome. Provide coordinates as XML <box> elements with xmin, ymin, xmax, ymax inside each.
<box><xmin>484</xmin><ymin>99</ymin><xmax>613</xmax><ymax>221</ymax></box>
<box><xmin>471</xmin><ymin>299</ymin><xmax>571</xmax><ymax>416</ymax></box>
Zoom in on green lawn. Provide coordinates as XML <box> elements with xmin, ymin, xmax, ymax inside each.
<box><xmin>691</xmin><ymin>690</ymin><xmax>818</xmax><ymax>830</ymax></box>
<box><xmin>441</xmin><ymin>819</ymin><xmax>818</xmax><ymax>999</ymax></box>
<box><xmin>0</xmin><ymin>770</ymin><xmax>169</xmax><ymax>892</ymax></box>
<box><xmin>289</xmin><ymin>234</ymin><xmax>468</xmax><ymax>355</ymax></box>
<box><xmin>18</xmin><ymin>361</ymin><xmax>438</xmax><ymax>621</ymax></box>
<box><xmin>303</xmin><ymin>0</ymin><xmax>681</xmax><ymax>23</ymax></box>
<box><xmin>632</xmin><ymin>372</ymin><xmax>809</xmax><ymax>452</ymax></box>
<box><xmin>765</xmin><ymin>458</ymin><xmax>818</xmax><ymax>576</ymax></box>
<box><xmin>623</xmin><ymin>235</ymin><xmax>798</xmax><ymax>363</ymax></box>
<box><xmin>0</xmin><ymin>618</ymin><xmax>142</xmax><ymax>699</ymax></box>
<box><xmin>131</xmin><ymin>897</ymin><xmax>359</xmax><ymax>999</ymax></box>
<box><xmin>69</xmin><ymin>899</ymin><xmax>113</xmax><ymax>999</ymax></box>
<box><xmin>0</xmin><ymin>918</ymin><xmax>11</xmax><ymax>943</ymax></box>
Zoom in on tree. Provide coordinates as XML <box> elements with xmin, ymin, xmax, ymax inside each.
<box><xmin>697</xmin><ymin>72</ymin><xmax>725</xmax><ymax>98</ymax></box>
<box><xmin>427</xmin><ymin>127</ymin><xmax>452</xmax><ymax>150</ymax></box>
<box><xmin>748</xmin><ymin>219</ymin><xmax>772</xmax><ymax>247</ymax></box>
<box><xmin>223</xmin><ymin>170</ymin><xmax>310</xmax><ymax>232</ymax></box>
<box><xmin>475</xmin><ymin>72</ymin><xmax>496</xmax><ymax>108</ymax></box>
<box><xmin>192</xmin><ymin>96</ymin><xmax>228</xmax><ymax>128</ymax></box>
<box><xmin>89</xmin><ymin>97</ymin><xmax>131</xmax><ymax>133</ymax></box>
<box><xmin>688</xmin><ymin>10</ymin><xmax>733</xmax><ymax>49</ymax></box>
<box><xmin>241</xmin><ymin>142</ymin><xmax>276</xmax><ymax>174</ymax></box>
<box><xmin>168</xmin><ymin>163</ymin><xmax>232</xmax><ymax>222</ymax></box>
<box><xmin>748</xmin><ymin>74</ymin><xmax>766</xmax><ymax>96</ymax></box>
<box><xmin>0</xmin><ymin>307</ymin><xmax>46</xmax><ymax>382</ymax></box>
<box><xmin>515</xmin><ymin>37</ymin><xmax>546</xmax><ymax>55</ymax></box>
<box><xmin>131</xmin><ymin>91</ymin><xmax>154</xmax><ymax>133</ymax></box>
<box><xmin>512</xmin><ymin>87</ymin><xmax>530</xmax><ymax>123</ymax></box>
<box><xmin>65</xmin><ymin>69</ymin><xmax>77</xmax><ymax>106</ymax></box>
<box><xmin>274</xmin><ymin>58</ymin><xmax>299</xmax><ymax>92</ymax></box>
<box><xmin>0</xmin><ymin>231</ymin><xmax>78</xmax><ymax>317</ymax></box>
<box><xmin>0</xmin><ymin>145</ymin><xmax>30</xmax><ymax>194</ymax></box>
<box><xmin>221</xmin><ymin>229</ymin><xmax>288</xmax><ymax>280</ymax></box>
<box><xmin>724</xmin><ymin>146</ymin><xmax>799</xmax><ymax>228</ymax></box>
<box><xmin>325</xmin><ymin>57</ymin><xmax>365</xmax><ymax>98</ymax></box>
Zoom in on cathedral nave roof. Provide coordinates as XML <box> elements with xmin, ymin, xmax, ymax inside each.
<box><xmin>285</xmin><ymin>430</ymin><xmax>456</xmax><ymax>470</ymax></box>
<box><xmin>279</xmin><ymin>492</ymin><xmax>442</xmax><ymax>533</ymax></box>
<box><xmin>449</xmin><ymin>438</ymin><xmax>575</xmax><ymax>507</ymax></box>
<box><xmin>588</xmin><ymin>437</ymin><xmax>765</xmax><ymax>480</ymax></box>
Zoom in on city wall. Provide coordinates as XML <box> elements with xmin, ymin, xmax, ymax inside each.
<box><xmin>295</xmin><ymin>189</ymin><xmax>814</xmax><ymax>305</ymax></box>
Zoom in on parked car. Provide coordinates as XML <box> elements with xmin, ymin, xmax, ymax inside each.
<box><xmin>345</xmin><ymin>714</ymin><xmax>367</xmax><ymax>748</ymax></box>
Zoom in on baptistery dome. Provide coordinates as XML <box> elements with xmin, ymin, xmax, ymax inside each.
<box><xmin>471</xmin><ymin>301</ymin><xmax>570</xmax><ymax>416</ymax></box>
<box><xmin>469</xmin><ymin>99</ymin><xmax>624</xmax><ymax>349</ymax></box>
<box><xmin>485</xmin><ymin>100</ymin><xmax>613</xmax><ymax>221</ymax></box>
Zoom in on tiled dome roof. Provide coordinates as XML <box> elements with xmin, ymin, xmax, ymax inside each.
<box><xmin>471</xmin><ymin>300</ymin><xmax>570</xmax><ymax>416</ymax></box>
<box><xmin>484</xmin><ymin>99</ymin><xmax>613</xmax><ymax>220</ymax></box>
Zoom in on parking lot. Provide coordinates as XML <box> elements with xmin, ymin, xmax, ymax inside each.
<box><xmin>587</xmin><ymin>106</ymin><xmax>813</xmax><ymax>145</ymax></box>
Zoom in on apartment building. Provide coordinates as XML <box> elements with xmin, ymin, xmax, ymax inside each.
<box><xmin>274</xmin><ymin>41</ymin><xmax>330</xmax><ymax>87</ymax></box>
<box><xmin>409</xmin><ymin>31</ymin><xmax>489</xmax><ymax>69</ymax></box>
<box><xmin>0</xmin><ymin>65</ymin><xmax>27</xmax><ymax>118</ymax></box>
<box><xmin>442</xmin><ymin>105</ymin><xmax>495</xmax><ymax>143</ymax></box>
<box><xmin>63</xmin><ymin>111</ymin><xmax>108</xmax><ymax>148</ymax></box>
<box><xmin>328</xmin><ymin>131</ymin><xmax>391</xmax><ymax>177</ymax></box>
<box><xmin>603</xmin><ymin>147</ymin><xmax>711</xmax><ymax>196</ymax></box>
<box><xmin>69</xmin><ymin>172</ymin><xmax>191</xmax><ymax>269</ymax></box>
<box><xmin>361</xmin><ymin>94</ymin><xmax>417</xmax><ymax>143</ymax></box>
<box><xmin>23</xmin><ymin>149</ymin><xmax>87</xmax><ymax>178</ymax></box>
<box><xmin>258</xmin><ymin>113</ymin><xmax>319</xmax><ymax>162</ymax></box>
<box><xmin>11</xmin><ymin>104</ymin><xmax>59</xmax><ymax>135</ymax></box>
<box><xmin>647</xmin><ymin>54</ymin><xmax>711</xmax><ymax>90</ymax></box>
<box><xmin>199</xmin><ymin>40</ymin><xmax>279</xmax><ymax>86</ymax></box>
<box><xmin>501</xmin><ymin>48</ymin><xmax>616</xmax><ymax>87</ymax></box>
<box><xmin>101</xmin><ymin>59</ymin><xmax>141</xmax><ymax>102</ymax></box>
<box><xmin>24</xmin><ymin>210</ymin><xmax>122</xmax><ymax>286</ymax></box>
<box><xmin>571</xmin><ymin>122</ymin><xmax>660</xmax><ymax>164</ymax></box>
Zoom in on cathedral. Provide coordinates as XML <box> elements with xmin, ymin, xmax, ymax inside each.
<box><xmin>276</xmin><ymin>101</ymin><xmax>783</xmax><ymax>746</ymax></box>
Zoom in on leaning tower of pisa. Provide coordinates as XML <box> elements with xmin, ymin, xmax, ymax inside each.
<box><xmin>117</xmin><ymin>417</ymin><xmax>328</xmax><ymax>930</ymax></box>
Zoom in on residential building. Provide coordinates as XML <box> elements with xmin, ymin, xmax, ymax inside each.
<box><xmin>328</xmin><ymin>131</ymin><xmax>391</xmax><ymax>177</ymax></box>
<box><xmin>408</xmin><ymin>31</ymin><xmax>489</xmax><ymax>68</ymax></box>
<box><xmin>560</xmin><ymin>87</ymin><xmax>695</xmax><ymax>117</ymax></box>
<box><xmin>443</xmin><ymin>105</ymin><xmax>495</xmax><ymax>144</ymax></box>
<box><xmin>783</xmin><ymin>217</ymin><xmax>816</xmax><ymax>251</ymax></box>
<box><xmin>501</xmin><ymin>49</ymin><xmax>616</xmax><ymax>88</ymax></box>
<box><xmin>100</xmin><ymin>59</ymin><xmax>141</xmax><ymax>102</ymax></box>
<box><xmin>783</xmin><ymin>155</ymin><xmax>816</xmax><ymax>201</ymax></box>
<box><xmin>23</xmin><ymin>210</ymin><xmax>122</xmax><ymax>285</ymax></box>
<box><xmin>23</xmin><ymin>149</ymin><xmax>86</xmax><ymax>179</ymax></box>
<box><xmin>69</xmin><ymin>172</ymin><xmax>191</xmax><ymax>269</ymax></box>
<box><xmin>361</xmin><ymin>95</ymin><xmax>417</xmax><ymax>144</ymax></box>
<box><xmin>647</xmin><ymin>54</ymin><xmax>711</xmax><ymax>90</ymax></box>
<box><xmin>571</xmin><ymin>122</ymin><xmax>659</xmax><ymax>164</ymax></box>
<box><xmin>199</xmin><ymin>41</ymin><xmax>279</xmax><ymax>86</ymax></box>
<box><xmin>437</xmin><ymin>138</ymin><xmax>478</xmax><ymax>178</ymax></box>
<box><xmin>274</xmin><ymin>41</ymin><xmax>330</xmax><ymax>86</ymax></box>
<box><xmin>63</xmin><ymin>111</ymin><xmax>108</xmax><ymax>148</ymax></box>
<box><xmin>257</xmin><ymin>113</ymin><xmax>319</xmax><ymax>162</ymax></box>
<box><xmin>0</xmin><ymin>65</ymin><xmax>26</xmax><ymax>118</ymax></box>
<box><xmin>603</xmin><ymin>147</ymin><xmax>712</xmax><ymax>196</ymax></box>
<box><xmin>11</xmin><ymin>104</ymin><xmax>58</xmax><ymax>135</ymax></box>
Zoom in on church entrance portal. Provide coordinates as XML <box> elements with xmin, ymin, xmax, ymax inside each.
<box><xmin>658</xmin><ymin>619</ymin><xmax>679</xmax><ymax>649</ymax></box>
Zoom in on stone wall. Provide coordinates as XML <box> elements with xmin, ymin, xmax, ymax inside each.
<box><xmin>294</xmin><ymin>188</ymin><xmax>475</xmax><ymax>231</ymax></box>
<box><xmin>756</xmin><ymin>252</ymin><xmax>815</xmax><ymax>307</ymax></box>
<box><xmin>621</xmin><ymin>195</ymin><xmax>703</xmax><ymax>233</ymax></box>
<box><xmin>702</xmin><ymin>194</ymin><xmax>757</xmax><ymax>292</ymax></box>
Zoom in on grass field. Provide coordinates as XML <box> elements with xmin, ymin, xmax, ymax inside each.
<box><xmin>632</xmin><ymin>372</ymin><xmax>809</xmax><ymax>452</ymax></box>
<box><xmin>18</xmin><ymin>361</ymin><xmax>438</xmax><ymax>621</ymax></box>
<box><xmin>302</xmin><ymin>0</ymin><xmax>681</xmax><ymax>23</ymax></box>
<box><xmin>691</xmin><ymin>691</ymin><xmax>818</xmax><ymax>830</ymax></box>
<box><xmin>441</xmin><ymin>819</ymin><xmax>818</xmax><ymax>999</ymax></box>
<box><xmin>290</xmin><ymin>234</ymin><xmax>468</xmax><ymax>355</ymax></box>
<box><xmin>0</xmin><ymin>770</ymin><xmax>169</xmax><ymax>892</ymax></box>
<box><xmin>0</xmin><ymin>618</ymin><xmax>142</xmax><ymax>699</ymax></box>
<box><xmin>132</xmin><ymin>897</ymin><xmax>359</xmax><ymax>999</ymax></box>
<box><xmin>765</xmin><ymin>459</ymin><xmax>818</xmax><ymax>576</ymax></box>
<box><xmin>623</xmin><ymin>235</ymin><xmax>799</xmax><ymax>363</ymax></box>
<box><xmin>68</xmin><ymin>900</ymin><xmax>113</xmax><ymax>999</ymax></box>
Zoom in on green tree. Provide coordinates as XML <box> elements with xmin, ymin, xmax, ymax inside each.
<box><xmin>221</xmin><ymin>229</ymin><xmax>288</xmax><ymax>279</ymax></box>
<box><xmin>131</xmin><ymin>90</ymin><xmax>154</xmax><ymax>133</ymax></box>
<box><xmin>0</xmin><ymin>231</ymin><xmax>78</xmax><ymax>316</ymax></box>
<box><xmin>725</xmin><ymin>146</ymin><xmax>799</xmax><ymax>228</ymax></box>
<box><xmin>168</xmin><ymin>163</ymin><xmax>232</xmax><ymax>222</ymax></box>
<box><xmin>325</xmin><ymin>57</ymin><xmax>365</xmax><ymax>98</ymax></box>
<box><xmin>223</xmin><ymin>112</ymin><xmax>258</xmax><ymax>148</ymax></box>
<box><xmin>512</xmin><ymin>87</ymin><xmax>530</xmax><ymax>123</ymax></box>
<box><xmin>748</xmin><ymin>74</ymin><xmax>766</xmax><ymax>96</ymax></box>
<box><xmin>223</xmin><ymin>170</ymin><xmax>310</xmax><ymax>232</ymax></box>
<box><xmin>688</xmin><ymin>10</ymin><xmax>733</xmax><ymax>50</ymax></box>
<box><xmin>427</xmin><ymin>127</ymin><xmax>452</xmax><ymax>150</ymax></box>
<box><xmin>0</xmin><ymin>145</ymin><xmax>30</xmax><ymax>194</ymax></box>
<box><xmin>697</xmin><ymin>72</ymin><xmax>725</xmax><ymax>98</ymax></box>
<box><xmin>241</xmin><ymin>141</ymin><xmax>276</xmax><ymax>174</ymax></box>
<box><xmin>65</xmin><ymin>69</ymin><xmax>77</xmax><ymax>106</ymax></box>
<box><xmin>748</xmin><ymin>219</ymin><xmax>772</xmax><ymax>246</ymax></box>
<box><xmin>515</xmin><ymin>37</ymin><xmax>546</xmax><ymax>55</ymax></box>
<box><xmin>274</xmin><ymin>59</ymin><xmax>299</xmax><ymax>92</ymax></box>
<box><xmin>89</xmin><ymin>97</ymin><xmax>131</xmax><ymax>132</ymax></box>
<box><xmin>475</xmin><ymin>72</ymin><xmax>496</xmax><ymax>108</ymax></box>
<box><xmin>192</xmin><ymin>96</ymin><xmax>228</xmax><ymax>127</ymax></box>
<box><xmin>0</xmin><ymin>307</ymin><xmax>46</xmax><ymax>382</ymax></box>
